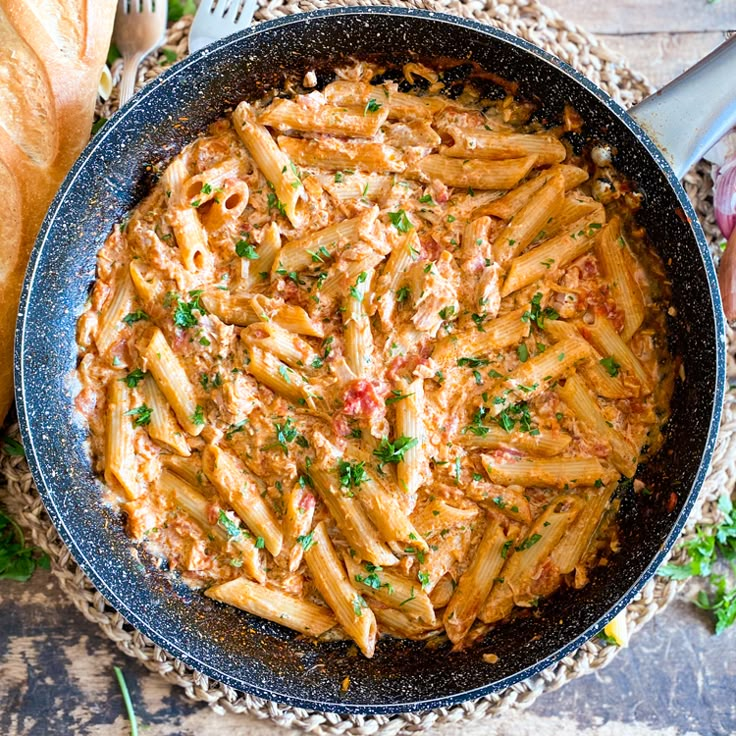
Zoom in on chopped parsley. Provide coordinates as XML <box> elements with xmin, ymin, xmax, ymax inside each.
<box><xmin>457</xmin><ymin>357</ymin><xmax>490</xmax><ymax>368</ymax></box>
<box><xmin>385</xmin><ymin>390</ymin><xmax>414</xmax><ymax>405</ymax></box>
<box><xmin>418</xmin><ymin>570</ymin><xmax>430</xmax><ymax>589</ymax></box>
<box><xmin>273</xmin><ymin>418</ymin><xmax>302</xmax><ymax>453</ymax></box>
<box><xmin>396</xmin><ymin>285</ymin><xmax>411</xmax><ymax>303</ymax></box>
<box><xmin>373</xmin><ymin>436</ymin><xmax>418</xmax><ymax>468</ymax></box>
<box><xmin>388</xmin><ymin>209</ymin><xmax>413</xmax><ymax>233</ymax></box>
<box><xmin>125</xmin><ymin>404</ymin><xmax>152</xmax><ymax>426</ymax></box>
<box><xmin>122</xmin><ymin>310</ymin><xmax>149</xmax><ymax>326</ymax></box>
<box><xmin>338</xmin><ymin>460</ymin><xmax>369</xmax><ymax>490</ymax></box>
<box><xmin>364</xmin><ymin>98</ymin><xmax>382</xmax><ymax>114</ymax></box>
<box><xmin>349</xmin><ymin>271</ymin><xmax>368</xmax><ymax>301</ymax></box>
<box><xmin>353</xmin><ymin>594</ymin><xmax>368</xmax><ymax>616</ymax></box>
<box><xmin>495</xmin><ymin>401</ymin><xmax>534</xmax><ymax>434</ymax></box>
<box><xmin>236</xmin><ymin>239</ymin><xmax>259</xmax><ymax>259</ymax></box>
<box><xmin>267</xmin><ymin>192</ymin><xmax>287</xmax><ymax>217</ymax></box>
<box><xmin>600</xmin><ymin>356</ymin><xmax>621</xmax><ymax>377</ymax></box>
<box><xmin>521</xmin><ymin>292</ymin><xmax>559</xmax><ymax>330</ymax></box>
<box><xmin>218</xmin><ymin>510</ymin><xmax>241</xmax><ymax>539</ymax></box>
<box><xmin>173</xmin><ymin>290</ymin><xmax>207</xmax><ymax>329</ymax></box>
<box><xmin>516</xmin><ymin>533</ymin><xmax>543</xmax><ymax>551</ymax></box>
<box><xmin>191</xmin><ymin>405</ymin><xmax>205</xmax><ymax>426</ymax></box>
<box><xmin>122</xmin><ymin>369</ymin><xmax>146</xmax><ymax>388</ymax></box>
<box><xmin>297</xmin><ymin>532</ymin><xmax>316</xmax><ymax>551</ymax></box>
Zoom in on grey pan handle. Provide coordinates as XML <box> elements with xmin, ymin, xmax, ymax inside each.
<box><xmin>630</xmin><ymin>35</ymin><xmax>736</xmax><ymax>180</ymax></box>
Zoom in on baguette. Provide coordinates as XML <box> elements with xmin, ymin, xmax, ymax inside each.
<box><xmin>0</xmin><ymin>0</ymin><xmax>116</xmax><ymax>421</ymax></box>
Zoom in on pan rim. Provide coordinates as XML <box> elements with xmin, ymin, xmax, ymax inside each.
<box><xmin>14</xmin><ymin>5</ymin><xmax>726</xmax><ymax>714</ymax></box>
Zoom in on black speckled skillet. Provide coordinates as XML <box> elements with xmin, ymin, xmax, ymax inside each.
<box><xmin>14</xmin><ymin>7</ymin><xmax>733</xmax><ymax>714</ymax></box>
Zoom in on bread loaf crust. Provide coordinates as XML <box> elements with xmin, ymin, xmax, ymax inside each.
<box><xmin>0</xmin><ymin>0</ymin><xmax>116</xmax><ymax>421</ymax></box>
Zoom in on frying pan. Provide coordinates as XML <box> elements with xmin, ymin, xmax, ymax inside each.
<box><xmin>14</xmin><ymin>7</ymin><xmax>734</xmax><ymax>714</ymax></box>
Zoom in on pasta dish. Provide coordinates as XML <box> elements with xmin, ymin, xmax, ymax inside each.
<box><xmin>75</xmin><ymin>62</ymin><xmax>673</xmax><ymax>658</ymax></box>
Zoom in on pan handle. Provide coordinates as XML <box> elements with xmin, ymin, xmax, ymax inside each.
<box><xmin>629</xmin><ymin>35</ymin><xmax>736</xmax><ymax>180</ymax></box>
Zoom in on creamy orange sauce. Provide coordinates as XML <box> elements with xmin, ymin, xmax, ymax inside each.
<box><xmin>75</xmin><ymin>62</ymin><xmax>673</xmax><ymax>656</ymax></box>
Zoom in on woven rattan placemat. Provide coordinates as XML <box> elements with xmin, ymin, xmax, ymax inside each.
<box><xmin>2</xmin><ymin>1</ymin><xmax>735</xmax><ymax>733</ymax></box>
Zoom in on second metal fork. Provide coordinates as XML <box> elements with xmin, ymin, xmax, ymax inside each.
<box><xmin>189</xmin><ymin>0</ymin><xmax>258</xmax><ymax>54</ymax></box>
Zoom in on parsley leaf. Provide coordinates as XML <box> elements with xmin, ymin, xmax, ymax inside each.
<box><xmin>122</xmin><ymin>368</ymin><xmax>146</xmax><ymax>388</ymax></box>
<box><xmin>338</xmin><ymin>460</ymin><xmax>369</xmax><ymax>490</ymax></box>
<box><xmin>297</xmin><ymin>532</ymin><xmax>316</xmax><ymax>551</ymax></box>
<box><xmin>125</xmin><ymin>404</ymin><xmax>152</xmax><ymax>426</ymax></box>
<box><xmin>122</xmin><ymin>310</ymin><xmax>149</xmax><ymax>326</ymax></box>
<box><xmin>600</xmin><ymin>356</ymin><xmax>621</xmax><ymax>377</ymax></box>
<box><xmin>373</xmin><ymin>436</ymin><xmax>418</xmax><ymax>468</ymax></box>
<box><xmin>388</xmin><ymin>210</ymin><xmax>413</xmax><ymax>233</ymax></box>
<box><xmin>0</xmin><ymin>507</ymin><xmax>49</xmax><ymax>581</ymax></box>
<box><xmin>236</xmin><ymin>239</ymin><xmax>259</xmax><ymax>259</ymax></box>
<box><xmin>364</xmin><ymin>99</ymin><xmax>382</xmax><ymax>114</ymax></box>
<box><xmin>521</xmin><ymin>292</ymin><xmax>559</xmax><ymax>330</ymax></box>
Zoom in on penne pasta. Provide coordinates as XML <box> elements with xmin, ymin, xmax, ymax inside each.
<box><xmin>202</xmin><ymin>445</ymin><xmax>283</xmax><ymax>557</ymax></box>
<box><xmin>442</xmin><ymin>126</ymin><xmax>566</xmax><ymax>165</ymax></box>
<box><xmin>278</xmin><ymin>135</ymin><xmax>404</xmax><ymax>173</ymax></box>
<box><xmin>501</xmin><ymin>208</ymin><xmax>606</xmax><ymax>296</ymax></box>
<box><xmin>243</xmin><ymin>345</ymin><xmax>315</xmax><ymax>406</ymax></box>
<box><xmin>413</xmin><ymin>154</ymin><xmax>537</xmax><ymax>191</ymax></box>
<box><xmin>139</xmin><ymin>327</ymin><xmax>204</xmax><ymax>436</ymax></box>
<box><xmin>260</xmin><ymin>97</ymin><xmax>389</xmax><ymax>138</ymax></box>
<box><xmin>158</xmin><ymin>469</ymin><xmax>264</xmax><ymax>582</ymax></box>
<box><xmin>304</xmin><ymin>521</ymin><xmax>378</xmax><ymax>658</ymax></box>
<box><xmin>343</xmin><ymin>269</ymin><xmax>375</xmax><ymax>378</ymax></box>
<box><xmin>556</xmin><ymin>374</ymin><xmax>639</xmax><ymax>477</ymax></box>
<box><xmin>206</xmin><ymin>577</ymin><xmax>337</xmax><ymax>636</ymax></box>
<box><xmin>142</xmin><ymin>375</ymin><xmax>190</xmax><ymax>456</ymax></box>
<box><xmin>459</xmin><ymin>424</ymin><xmax>572</xmax><ymax>457</ymax></box>
<box><xmin>96</xmin><ymin>269</ymin><xmax>136</xmax><ymax>356</ymax></box>
<box><xmin>104</xmin><ymin>378</ymin><xmax>139</xmax><ymax>499</ymax></box>
<box><xmin>482</xmin><ymin>454</ymin><xmax>615</xmax><ymax>488</ymax></box>
<box><xmin>594</xmin><ymin>216</ymin><xmax>646</xmax><ymax>342</ymax></box>
<box><xmin>393</xmin><ymin>377</ymin><xmax>426</xmax><ymax>509</ymax></box>
<box><xmin>233</xmin><ymin>101</ymin><xmax>305</xmax><ymax>227</ymax></box>
<box><xmin>169</xmin><ymin>206</ymin><xmax>212</xmax><ymax>272</ymax></box>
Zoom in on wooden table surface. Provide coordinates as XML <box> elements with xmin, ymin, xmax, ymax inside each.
<box><xmin>2</xmin><ymin>2</ymin><xmax>736</xmax><ymax>734</ymax></box>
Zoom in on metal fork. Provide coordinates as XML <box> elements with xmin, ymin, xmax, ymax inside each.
<box><xmin>189</xmin><ymin>0</ymin><xmax>257</xmax><ymax>54</ymax></box>
<box><xmin>113</xmin><ymin>0</ymin><xmax>168</xmax><ymax>105</ymax></box>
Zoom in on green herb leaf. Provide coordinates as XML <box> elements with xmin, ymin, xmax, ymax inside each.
<box><xmin>364</xmin><ymin>99</ymin><xmax>382</xmax><ymax>114</ymax></box>
<box><xmin>600</xmin><ymin>356</ymin><xmax>621</xmax><ymax>377</ymax></box>
<box><xmin>113</xmin><ymin>666</ymin><xmax>140</xmax><ymax>736</ymax></box>
<box><xmin>122</xmin><ymin>368</ymin><xmax>146</xmax><ymax>388</ymax></box>
<box><xmin>0</xmin><ymin>508</ymin><xmax>49</xmax><ymax>581</ymax></box>
<box><xmin>388</xmin><ymin>210</ymin><xmax>413</xmax><ymax>233</ymax></box>
<box><xmin>122</xmin><ymin>310</ymin><xmax>149</xmax><ymax>326</ymax></box>
<box><xmin>373</xmin><ymin>436</ymin><xmax>418</xmax><ymax>468</ymax></box>
<box><xmin>297</xmin><ymin>532</ymin><xmax>316</xmax><ymax>551</ymax></box>
<box><xmin>338</xmin><ymin>460</ymin><xmax>369</xmax><ymax>490</ymax></box>
<box><xmin>168</xmin><ymin>0</ymin><xmax>196</xmax><ymax>22</ymax></box>
<box><xmin>125</xmin><ymin>404</ymin><xmax>152</xmax><ymax>427</ymax></box>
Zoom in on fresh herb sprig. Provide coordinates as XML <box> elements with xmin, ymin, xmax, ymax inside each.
<box><xmin>0</xmin><ymin>508</ymin><xmax>50</xmax><ymax>582</ymax></box>
<box><xmin>660</xmin><ymin>494</ymin><xmax>736</xmax><ymax>634</ymax></box>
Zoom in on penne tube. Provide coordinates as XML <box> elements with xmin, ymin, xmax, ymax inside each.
<box><xmin>373</xmin><ymin>607</ymin><xmax>440</xmax><ymax>640</ymax></box>
<box><xmin>205</xmin><ymin>577</ymin><xmax>337</xmax><ymax>637</ymax></box>
<box><xmin>481</xmin><ymin>454</ymin><xmax>615</xmax><ymax>488</ymax></box>
<box><xmin>413</xmin><ymin>154</ymin><xmax>537</xmax><ymax>191</ymax></box>
<box><xmin>343</xmin><ymin>269</ymin><xmax>375</xmax><ymax>378</ymax></box>
<box><xmin>318</xmin><ymin>249</ymin><xmax>388</xmax><ymax>299</ymax></box>
<box><xmin>259</xmin><ymin>97</ymin><xmax>389</xmax><ymax>138</ymax></box>
<box><xmin>556</xmin><ymin>374</ymin><xmax>639</xmax><ymax>477</ymax></box>
<box><xmin>411</xmin><ymin>499</ymin><xmax>481</xmax><ymax>540</ymax></box>
<box><xmin>104</xmin><ymin>378</ymin><xmax>139</xmax><ymax>499</ymax></box>
<box><xmin>544</xmin><ymin>320</ymin><xmax>633</xmax><ymax>399</ymax></box>
<box><xmin>307</xmin><ymin>465</ymin><xmax>398</xmax><ymax>567</ymax></box>
<box><xmin>462</xmin><ymin>482</ymin><xmax>532</xmax><ymax>525</ymax></box>
<box><xmin>282</xmin><ymin>482</ymin><xmax>316</xmax><ymax>573</ymax></box>
<box><xmin>304</xmin><ymin>521</ymin><xmax>378</xmax><ymax>658</ymax></box>
<box><xmin>232</xmin><ymin>101</ymin><xmax>304</xmax><ymax>227</ymax></box>
<box><xmin>177</xmin><ymin>160</ymin><xmax>241</xmax><ymax>207</ymax></box>
<box><xmin>383</xmin><ymin>120</ymin><xmax>442</xmax><ymax>148</ymax></box>
<box><xmin>431</xmin><ymin>307</ymin><xmax>530</xmax><ymax>366</ymax></box>
<box><xmin>278</xmin><ymin>135</ymin><xmax>404</xmax><ymax>173</ymax></box>
<box><xmin>501</xmin><ymin>209</ymin><xmax>606</xmax><ymax>296</ymax></box>
<box><xmin>479</xmin><ymin>495</ymin><xmax>582</xmax><ymax>622</ymax></box>
<box><xmin>202</xmin><ymin>445</ymin><xmax>283</xmax><ymax>556</ymax></box>
<box><xmin>578</xmin><ymin>315</ymin><xmax>652</xmax><ymax>394</ymax></box>
<box><xmin>160</xmin><ymin>156</ymin><xmax>188</xmax><ymax>199</ymax></box>
<box><xmin>129</xmin><ymin>259</ymin><xmax>161</xmax><ymax>304</ymax></box>
<box><xmin>355</xmin><ymin>470</ymin><xmax>428</xmax><ymax>554</ymax></box>
<box><xmin>257</xmin><ymin>222</ymin><xmax>282</xmax><ymax>277</ymax></box>
<box><xmin>139</xmin><ymin>327</ymin><xmax>204</xmax><ymax>436</ymax></box>
<box><xmin>491</xmin><ymin>336</ymin><xmax>592</xmax><ymax>409</ymax></box>
<box><xmin>202</xmin><ymin>291</ymin><xmax>323</xmax><ymax>337</ymax></box>
<box><xmin>429</xmin><ymin>575</ymin><xmax>455</xmax><ymax>609</ymax></box>
<box><xmin>279</xmin><ymin>208</ymin><xmax>378</xmax><ymax>273</ymax></box>
<box><xmin>243</xmin><ymin>346</ymin><xmax>314</xmax><ymax>406</ymax></box>
<box><xmin>96</xmin><ymin>269</ymin><xmax>136</xmax><ymax>356</ymax></box>
<box><xmin>542</xmin><ymin>192</ymin><xmax>601</xmax><ymax>240</ymax></box>
<box><xmin>474</xmin><ymin>164</ymin><xmax>589</xmax><ymax>220</ymax></box>
<box><xmin>550</xmin><ymin>483</ymin><xmax>616</xmax><ymax>575</ymax></box>
<box><xmin>202</xmin><ymin>180</ymin><xmax>249</xmax><ymax>232</ymax></box>
<box><xmin>169</xmin><ymin>206</ymin><xmax>212</xmax><ymax>272</ymax></box>
<box><xmin>317</xmin><ymin>171</ymin><xmax>393</xmax><ymax>202</ymax></box>
<box><xmin>459</xmin><ymin>424</ymin><xmax>572</xmax><ymax>457</ymax></box>
<box><xmin>158</xmin><ymin>469</ymin><xmax>264</xmax><ymax>582</ymax></box>
<box><xmin>594</xmin><ymin>216</ymin><xmax>646</xmax><ymax>341</ymax></box>
<box><xmin>241</xmin><ymin>322</ymin><xmax>318</xmax><ymax>369</ymax></box>
<box><xmin>492</xmin><ymin>173</ymin><xmax>565</xmax><ymax>264</ymax></box>
<box><xmin>442</xmin><ymin>127</ymin><xmax>566</xmax><ymax>165</ymax></box>
<box><xmin>142</xmin><ymin>375</ymin><xmax>190</xmax><ymax>456</ymax></box>
<box><xmin>343</xmin><ymin>556</ymin><xmax>436</xmax><ymax>625</ymax></box>
<box><xmin>323</xmin><ymin>80</ymin><xmax>445</xmax><ymax>120</ymax></box>
<box><xmin>394</xmin><ymin>377</ymin><xmax>426</xmax><ymax>509</ymax></box>
<box><xmin>161</xmin><ymin>454</ymin><xmax>202</xmax><ymax>487</ymax></box>
<box><xmin>444</xmin><ymin>518</ymin><xmax>522</xmax><ymax>645</ymax></box>
<box><xmin>376</xmin><ymin>230</ymin><xmax>419</xmax><ymax>324</ymax></box>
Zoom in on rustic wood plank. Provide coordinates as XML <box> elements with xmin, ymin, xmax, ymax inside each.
<box><xmin>544</xmin><ymin>0</ymin><xmax>736</xmax><ymax>34</ymax></box>
<box><xmin>598</xmin><ymin>31</ymin><xmax>727</xmax><ymax>90</ymax></box>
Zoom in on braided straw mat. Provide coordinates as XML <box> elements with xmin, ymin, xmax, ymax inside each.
<box><xmin>3</xmin><ymin>0</ymin><xmax>736</xmax><ymax>732</ymax></box>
